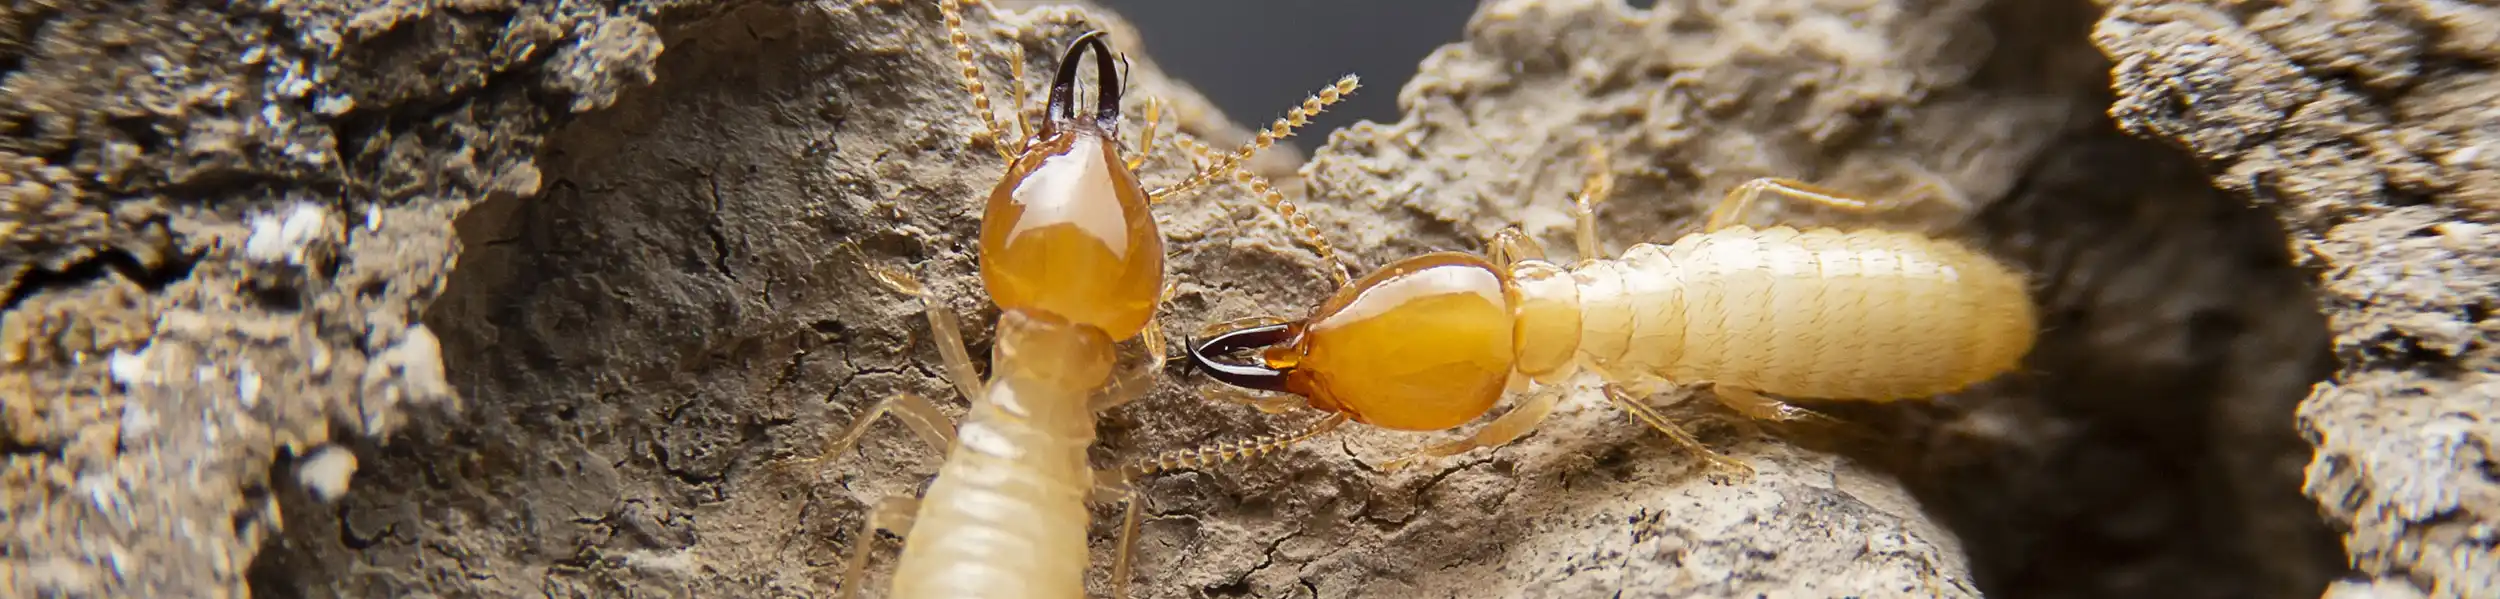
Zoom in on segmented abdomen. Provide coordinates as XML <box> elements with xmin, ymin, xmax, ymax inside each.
<box><xmin>1572</xmin><ymin>225</ymin><xmax>2036</xmax><ymax>400</ymax></box>
<box><xmin>889</xmin><ymin>375</ymin><xmax>1096</xmax><ymax>599</ymax></box>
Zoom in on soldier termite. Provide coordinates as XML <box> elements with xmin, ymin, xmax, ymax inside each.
<box><xmin>1174</xmin><ymin>144</ymin><xmax>2040</xmax><ymax>476</ymax></box>
<box><xmin>774</xmin><ymin>2</ymin><xmax>1359</xmax><ymax>598</ymax></box>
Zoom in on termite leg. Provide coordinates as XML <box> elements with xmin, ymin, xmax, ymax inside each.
<box><xmin>767</xmin><ymin>334</ymin><xmax>961</xmax><ymax>473</ymax></box>
<box><xmin>1199</xmin><ymin>384</ymin><xmax>1303</xmax><ymax>414</ymax></box>
<box><xmin>937</xmin><ymin>0</ymin><xmax>1016</xmax><ymax>160</ymax></box>
<box><xmin>1005</xmin><ymin>40</ymin><xmax>1033</xmax><ymax>145</ymax></box>
<box><xmin>1091</xmin><ymin>324</ymin><xmax>1166</xmax><ymax>413</ymax></box>
<box><xmin>1489</xmin><ymin>227</ymin><xmax>1548</xmax><ymax>267</ymax></box>
<box><xmin>1193</xmin><ymin>314</ymin><xmax>1294</xmax><ymax>339</ymax></box>
<box><xmin>1710</xmin><ymin>384</ymin><xmax>1848</xmax><ymax>428</ymax></box>
<box><xmin>838</xmin><ymin>495</ymin><xmax>923</xmax><ymax>599</ymax></box>
<box><xmin>1705</xmin><ymin>174</ymin><xmax>1956</xmax><ymax>232</ymax></box>
<box><xmin>809</xmin><ymin>391</ymin><xmax>959</xmax><ymax>470</ymax></box>
<box><xmin>1088</xmin><ymin>477</ymin><xmax>1148</xmax><ymax>599</ymax></box>
<box><xmin>1127</xmin><ymin>97</ymin><xmax>1166</xmax><ymax>172</ymax></box>
<box><xmin>1570</xmin><ymin>143</ymin><xmax>1615</xmax><ymax>261</ymax></box>
<box><xmin>864</xmin><ymin>263</ymin><xmax>986</xmax><ymax>404</ymax></box>
<box><xmin>1601</xmin><ymin>384</ymin><xmax>1755</xmax><ymax>479</ymax></box>
<box><xmin>1086</xmin><ymin>415</ymin><xmax>1355</xmax><ymax>598</ymax></box>
<box><xmin>925</xmin><ymin>304</ymin><xmax>986</xmax><ymax>403</ymax></box>
<box><xmin>1380</xmin><ymin>385</ymin><xmax>1567</xmax><ymax>472</ymax></box>
<box><xmin>1092</xmin><ymin>281</ymin><xmax>1180</xmax><ymax>413</ymax></box>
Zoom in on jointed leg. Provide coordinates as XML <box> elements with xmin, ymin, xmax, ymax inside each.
<box><xmin>1703</xmin><ymin>177</ymin><xmax>1871</xmax><ymax>232</ymax></box>
<box><xmin>1489</xmin><ymin>227</ymin><xmax>1548</xmax><ymax>267</ymax></box>
<box><xmin>1088</xmin><ymin>478</ymin><xmax>1148</xmax><ymax>599</ymax></box>
<box><xmin>1570</xmin><ymin>143</ymin><xmax>1615</xmax><ymax>261</ymax></box>
<box><xmin>924</xmin><ymin>303</ymin><xmax>987</xmax><ymax>403</ymax></box>
<box><xmin>1602</xmin><ymin>385</ymin><xmax>1755</xmax><ymax>479</ymax></box>
<box><xmin>1705</xmin><ymin>165</ymin><xmax>1976</xmax><ymax>234</ymax></box>
<box><xmin>1149</xmin><ymin>75</ymin><xmax>1361</xmax><ymax>202</ymax></box>
<box><xmin>1006</xmin><ymin>41</ymin><xmax>1033</xmax><ymax>145</ymax></box>
<box><xmin>1193</xmin><ymin>314</ymin><xmax>1293</xmax><ymax>339</ymax></box>
<box><xmin>1709</xmin><ymin>384</ymin><xmax>1847</xmax><ymax>429</ymax></box>
<box><xmin>1199</xmin><ymin>384</ymin><xmax>1303</xmax><ymax>414</ymax></box>
<box><xmin>1085</xmin><ymin>414</ymin><xmax>1350</xmax><ymax>594</ymax></box>
<box><xmin>1091</xmin><ymin>323</ymin><xmax>1167</xmax><ymax>413</ymax></box>
<box><xmin>1127</xmin><ymin>97</ymin><xmax>1166</xmax><ymax>172</ymax></box>
<box><xmin>1093</xmin><ymin>281</ymin><xmax>1183</xmax><ymax>413</ymax></box>
<box><xmin>1380</xmin><ymin>385</ymin><xmax>1567</xmax><ymax>471</ymax></box>
<box><xmin>779</xmin><ymin>391</ymin><xmax>959</xmax><ymax>476</ymax></box>
<box><xmin>864</xmin><ymin>264</ymin><xmax>986</xmax><ymax>404</ymax></box>
<box><xmin>837</xmin><ymin>495</ymin><xmax>923</xmax><ymax>599</ymax></box>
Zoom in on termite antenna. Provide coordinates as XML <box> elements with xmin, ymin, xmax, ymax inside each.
<box><xmin>935</xmin><ymin>0</ymin><xmax>1015</xmax><ymax>160</ymax></box>
<box><xmin>1119</xmin><ymin>412</ymin><xmax>1351</xmax><ymax>480</ymax></box>
<box><xmin>1046</xmin><ymin>30</ymin><xmax>1122</xmax><ymax>132</ymax></box>
<box><xmin>1151</xmin><ymin>74</ymin><xmax>1360</xmax><ymax>201</ymax></box>
<box><xmin>1173</xmin><ymin>135</ymin><xmax>1352</xmax><ymax>284</ymax></box>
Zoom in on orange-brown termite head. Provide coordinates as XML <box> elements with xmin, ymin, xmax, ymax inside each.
<box><xmin>979</xmin><ymin>31</ymin><xmax>1162</xmax><ymax>342</ymax></box>
<box><xmin>1188</xmin><ymin>252</ymin><xmax>1558</xmax><ymax>431</ymax></box>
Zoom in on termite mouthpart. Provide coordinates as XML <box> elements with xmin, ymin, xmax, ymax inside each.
<box><xmin>1185</xmin><ymin>323</ymin><xmax>1296</xmax><ymax>393</ymax></box>
<box><xmin>1045</xmin><ymin>30</ymin><xmax>1122</xmax><ymax>133</ymax></box>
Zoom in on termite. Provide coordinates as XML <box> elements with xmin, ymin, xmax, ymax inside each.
<box><xmin>776</xmin><ymin>2</ymin><xmax>1359</xmax><ymax>598</ymax></box>
<box><xmin>1178</xmin><ymin>145</ymin><xmax>2040</xmax><ymax>475</ymax></box>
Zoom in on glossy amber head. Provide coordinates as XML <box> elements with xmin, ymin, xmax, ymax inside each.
<box><xmin>977</xmin><ymin>32</ymin><xmax>1163</xmax><ymax>341</ymax></box>
<box><xmin>1203</xmin><ymin>252</ymin><xmax>1518</xmax><ymax>431</ymax></box>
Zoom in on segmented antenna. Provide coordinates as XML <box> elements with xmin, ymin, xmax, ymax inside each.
<box><xmin>1172</xmin><ymin>135</ymin><xmax>1352</xmax><ymax>285</ymax></box>
<box><xmin>938</xmin><ymin>0</ymin><xmax>1014</xmax><ymax>160</ymax></box>
<box><xmin>1119</xmin><ymin>413</ymin><xmax>1351</xmax><ymax>479</ymax></box>
<box><xmin>1150</xmin><ymin>75</ymin><xmax>1360</xmax><ymax>201</ymax></box>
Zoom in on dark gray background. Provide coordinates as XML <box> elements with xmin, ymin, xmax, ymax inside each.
<box><xmin>1091</xmin><ymin>1</ymin><xmax>1477</xmax><ymax>139</ymax></box>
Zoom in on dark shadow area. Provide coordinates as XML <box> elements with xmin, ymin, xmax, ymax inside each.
<box><xmin>1779</xmin><ymin>0</ymin><xmax>2345</xmax><ymax>597</ymax></box>
<box><xmin>1093</xmin><ymin>0</ymin><xmax>1473</xmax><ymax>138</ymax></box>
<box><xmin>244</xmin><ymin>3</ymin><xmax>960</xmax><ymax>595</ymax></box>
<box><xmin>1812</xmin><ymin>115</ymin><xmax>2343</xmax><ymax>599</ymax></box>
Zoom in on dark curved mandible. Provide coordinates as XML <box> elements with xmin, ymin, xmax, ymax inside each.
<box><xmin>1183</xmin><ymin>323</ymin><xmax>1297</xmax><ymax>394</ymax></box>
<box><xmin>1046</xmin><ymin>30</ymin><xmax>1123</xmax><ymax>130</ymax></box>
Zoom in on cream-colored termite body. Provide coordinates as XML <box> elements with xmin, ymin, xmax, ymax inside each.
<box><xmin>1185</xmin><ymin>146</ymin><xmax>2039</xmax><ymax>474</ymax></box>
<box><xmin>782</xmin><ymin>2</ymin><xmax>1359</xmax><ymax>598</ymax></box>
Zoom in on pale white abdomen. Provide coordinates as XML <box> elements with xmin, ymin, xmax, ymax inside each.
<box><xmin>889</xmin><ymin>375</ymin><xmax>1096</xmax><ymax>599</ymax></box>
<box><xmin>1569</xmin><ymin>225</ymin><xmax>2035</xmax><ymax>400</ymax></box>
